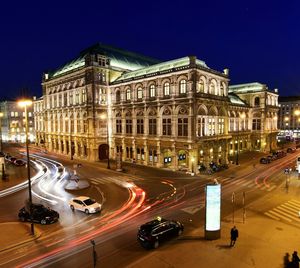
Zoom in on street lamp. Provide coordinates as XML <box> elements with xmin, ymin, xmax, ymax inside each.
<box><xmin>0</xmin><ymin>112</ymin><xmax>3</xmax><ymax>152</ymax></box>
<box><xmin>270</xmin><ymin>116</ymin><xmax>278</xmax><ymax>152</ymax></box>
<box><xmin>236</xmin><ymin>113</ymin><xmax>245</xmax><ymax>165</ymax></box>
<box><xmin>191</xmin><ymin>156</ymin><xmax>195</xmax><ymax>176</ymax></box>
<box><xmin>18</xmin><ymin>99</ymin><xmax>34</xmax><ymax>235</ymax></box>
<box><xmin>100</xmin><ymin>113</ymin><xmax>110</xmax><ymax>169</ymax></box>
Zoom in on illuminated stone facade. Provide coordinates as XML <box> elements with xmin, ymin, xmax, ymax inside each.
<box><xmin>34</xmin><ymin>44</ymin><xmax>279</xmax><ymax>173</ymax></box>
<box><xmin>0</xmin><ymin>101</ymin><xmax>35</xmax><ymax>143</ymax></box>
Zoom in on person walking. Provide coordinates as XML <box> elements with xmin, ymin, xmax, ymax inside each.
<box><xmin>292</xmin><ymin>251</ymin><xmax>300</xmax><ymax>268</ymax></box>
<box><xmin>230</xmin><ymin>226</ymin><xmax>239</xmax><ymax>247</ymax></box>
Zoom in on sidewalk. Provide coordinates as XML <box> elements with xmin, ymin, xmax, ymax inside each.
<box><xmin>128</xmin><ymin>209</ymin><xmax>297</xmax><ymax>268</ymax></box>
<box><xmin>0</xmin><ymin>222</ymin><xmax>41</xmax><ymax>252</ymax></box>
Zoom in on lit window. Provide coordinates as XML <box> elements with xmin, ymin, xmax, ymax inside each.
<box><xmin>179</xmin><ymin>80</ymin><xmax>187</xmax><ymax>94</ymax></box>
<box><xmin>149</xmin><ymin>85</ymin><xmax>156</xmax><ymax>98</ymax></box>
<box><xmin>15</xmin><ymin>112</ymin><xmax>18</xmax><ymax>117</ymax></box>
<box><xmin>126</xmin><ymin>89</ymin><xmax>131</xmax><ymax>100</ymax></box>
<box><xmin>164</xmin><ymin>82</ymin><xmax>170</xmax><ymax>96</ymax></box>
<box><xmin>137</xmin><ymin>87</ymin><xmax>143</xmax><ymax>99</ymax></box>
<box><xmin>11</xmin><ymin>112</ymin><xmax>14</xmax><ymax>117</ymax></box>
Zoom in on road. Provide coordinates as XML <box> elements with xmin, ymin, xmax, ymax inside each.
<box><xmin>0</xmin><ymin>146</ymin><xmax>299</xmax><ymax>267</ymax></box>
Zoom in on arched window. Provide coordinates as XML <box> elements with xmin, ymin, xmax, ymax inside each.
<box><xmin>254</xmin><ymin>97</ymin><xmax>260</xmax><ymax>107</ymax></box>
<box><xmin>179</xmin><ymin>80</ymin><xmax>187</xmax><ymax>94</ymax></box>
<box><xmin>116</xmin><ymin>90</ymin><xmax>121</xmax><ymax>103</ymax></box>
<box><xmin>149</xmin><ymin>84</ymin><xmax>156</xmax><ymax>98</ymax></box>
<box><xmin>116</xmin><ymin>111</ymin><xmax>122</xmax><ymax>134</ymax></box>
<box><xmin>126</xmin><ymin>88</ymin><xmax>131</xmax><ymax>100</ymax></box>
<box><xmin>209</xmin><ymin>82</ymin><xmax>215</xmax><ymax>95</ymax></box>
<box><xmin>163</xmin><ymin>82</ymin><xmax>170</xmax><ymax>96</ymax></box>
<box><xmin>137</xmin><ymin>87</ymin><xmax>143</xmax><ymax>99</ymax></box>
<box><xmin>197</xmin><ymin>80</ymin><xmax>204</xmax><ymax>93</ymax></box>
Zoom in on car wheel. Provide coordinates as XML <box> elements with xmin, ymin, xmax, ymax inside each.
<box><xmin>19</xmin><ymin>216</ymin><xmax>26</xmax><ymax>222</ymax></box>
<box><xmin>41</xmin><ymin>219</ymin><xmax>47</xmax><ymax>225</ymax></box>
<box><xmin>85</xmin><ymin>209</ymin><xmax>89</xmax><ymax>214</ymax></box>
<box><xmin>153</xmin><ymin>240</ymin><xmax>159</xmax><ymax>249</ymax></box>
<box><xmin>70</xmin><ymin>205</ymin><xmax>74</xmax><ymax>211</ymax></box>
<box><xmin>178</xmin><ymin>229</ymin><xmax>183</xmax><ymax>236</ymax></box>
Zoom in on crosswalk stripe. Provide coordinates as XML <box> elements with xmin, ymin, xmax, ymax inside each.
<box><xmin>266</xmin><ymin>210</ymin><xmax>292</xmax><ymax>222</ymax></box>
<box><xmin>280</xmin><ymin>204</ymin><xmax>299</xmax><ymax>213</ymax></box>
<box><xmin>264</xmin><ymin>212</ymin><xmax>281</xmax><ymax>221</ymax></box>
<box><xmin>288</xmin><ymin>200</ymin><xmax>300</xmax><ymax>206</ymax></box>
<box><xmin>272</xmin><ymin>208</ymin><xmax>300</xmax><ymax>221</ymax></box>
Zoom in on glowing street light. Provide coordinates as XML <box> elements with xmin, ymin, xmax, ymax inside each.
<box><xmin>18</xmin><ymin>99</ymin><xmax>34</xmax><ymax>235</ymax></box>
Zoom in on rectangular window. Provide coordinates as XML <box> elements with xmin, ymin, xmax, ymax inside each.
<box><xmin>178</xmin><ymin>118</ymin><xmax>188</xmax><ymax>136</ymax></box>
<box><xmin>11</xmin><ymin>112</ymin><xmax>14</xmax><ymax>117</ymax></box>
<box><xmin>116</xmin><ymin>119</ymin><xmax>122</xmax><ymax>133</ymax></box>
<box><xmin>149</xmin><ymin>118</ymin><xmax>157</xmax><ymax>135</ymax></box>
<box><xmin>137</xmin><ymin>119</ymin><xmax>144</xmax><ymax>134</ymax></box>
<box><xmin>126</xmin><ymin>119</ymin><xmax>132</xmax><ymax>134</ymax></box>
<box><xmin>137</xmin><ymin>89</ymin><xmax>143</xmax><ymax>99</ymax></box>
<box><xmin>252</xmin><ymin>119</ymin><xmax>261</xmax><ymax>130</ymax></box>
<box><xmin>163</xmin><ymin>118</ymin><xmax>172</xmax><ymax>135</ymax></box>
<box><xmin>197</xmin><ymin>117</ymin><xmax>205</xmax><ymax>136</ymax></box>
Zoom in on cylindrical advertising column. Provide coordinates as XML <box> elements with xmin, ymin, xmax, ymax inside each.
<box><xmin>205</xmin><ymin>184</ymin><xmax>221</xmax><ymax>240</ymax></box>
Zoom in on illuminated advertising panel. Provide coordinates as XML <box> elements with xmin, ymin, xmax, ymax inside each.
<box><xmin>205</xmin><ymin>184</ymin><xmax>221</xmax><ymax>239</ymax></box>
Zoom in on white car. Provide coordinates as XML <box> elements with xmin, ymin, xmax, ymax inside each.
<box><xmin>69</xmin><ymin>196</ymin><xmax>102</xmax><ymax>214</ymax></box>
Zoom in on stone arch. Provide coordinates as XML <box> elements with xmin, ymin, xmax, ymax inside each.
<box><xmin>160</xmin><ymin>105</ymin><xmax>172</xmax><ymax>116</ymax></box>
<box><xmin>218</xmin><ymin>106</ymin><xmax>227</xmax><ymax>116</ymax></box>
<box><xmin>209</xmin><ymin>79</ymin><xmax>218</xmax><ymax>95</ymax></box>
<box><xmin>208</xmin><ymin>106</ymin><xmax>218</xmax><ymax>116</ymax></box>
<box><xmin>147</xmin><ymin>107</ymin><xmax>157</xmax><ymax>116</ymax></box>
<box><xmin>197</xmin><ymin>104</ymin><xmax>208</xmax><ymax>115</ymax></box>
<box><xmin>175</xmin><ymin>105</ymin><xmax>189</xmax><ymax>115</ymax></box>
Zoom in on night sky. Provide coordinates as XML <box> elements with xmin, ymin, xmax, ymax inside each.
<box><xmin>0</xmin><ymin>0</ymin><xmax>299</xmax><ymax>100</ymax></box>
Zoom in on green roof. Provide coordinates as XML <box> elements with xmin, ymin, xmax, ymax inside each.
<box><xmin>229</xmin><ymin>82</ymin><xmax>267</xmax><ymax>93</ymax></box>
<box><xmin>228</xmin><ymin>93</ymin><xmax>247</xmax><ymax>106</ymax></box>
<box><xmin>113</xmin><ymin>56</ymin><xmax>209</xmax><ymax>82</ymax></box>
<box><xmin>48</xmin><ymin>43</ymin><xmax>161</xmax><ymax>79</ymax></box>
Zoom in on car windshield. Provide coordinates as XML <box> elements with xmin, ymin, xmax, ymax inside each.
<box><xmin>83</xmin><ymin>198</ymin><xmax>96</xmax><ymax>206</ymax></box>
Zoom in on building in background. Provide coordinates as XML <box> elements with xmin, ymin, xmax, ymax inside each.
<box><xmin>34</xmin><ymin>43</ymin><xmax>279</xmax><ymax>173</ymax></box>
<box><xmin>278</xmin><ymin>96</ymin><xmax>300</xmax><ymax>139</ymax></box>
<box><xmin>0</xmin><ymin>101</ymin><xmax>35</xmax><ymax>143</ymax></box>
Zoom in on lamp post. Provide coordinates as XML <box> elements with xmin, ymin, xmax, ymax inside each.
<box><xmin>18</xmin><ymin>99</ymin><xmax>34</xmax><ymax>235</ymax></box>
<box><xmin>270</xmin><ymin>116</ymin><xmax>277</xmax><ymax>152</ymax></box>
<box><xmin>100</xmin><ymin>113</ymin><xmax>110</xmax><ymax>169</ymax></box>
<box><xmin>0</xmin><ymin>112</ymin><xmax>3</xmax><ymax>152</ymax></box>
<box><xmin>294</xmin><ymin>110</ymin><xmax>300</xmax><ymax>139</ymax></box>
<box><xmin>236</xmin><ymin>113</ymin><xmax>245</xmax><ymax>165</ymax></box>
<box><xmin>191</xmin><ymin>156</ymin><xmax>195</xmax><ymax>176</ymax></box>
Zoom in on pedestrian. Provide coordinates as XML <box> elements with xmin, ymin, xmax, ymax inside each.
<box><xmin>230</xmin><ymin>226</ymin><xmax>239</xmax><ymax>247</ymax></box>
<box><xmin>284</xmin><ymin>252</ymin><xmax>291</xmax><ymax>268</ymax></box>
<box><xmin>292</xmin><ymin>251</ymin><xmax>300</xmax><ymax>268</ymax></box>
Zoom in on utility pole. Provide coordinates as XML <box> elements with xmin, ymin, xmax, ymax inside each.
<box><xmin>232</xmin><ymin>192</ymin><xmax>235</xmax><ymax>224</ymax></box>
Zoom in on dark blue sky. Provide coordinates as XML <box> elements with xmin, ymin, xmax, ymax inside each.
<box><xmin>1</xmin><ymin>0</ymin><xmax>299</xmax><ymax>99</ymax></box>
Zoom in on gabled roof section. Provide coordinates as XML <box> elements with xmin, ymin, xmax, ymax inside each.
<box><xmin>48</xmin><ymin>43</ymin><xmax>161</xmax><ymax>79</ymax></box>
<box><xmin>228</xmin><ymin>93</ymin><xmax>247</xmax><ymax>106</ymax></box>
<box><xmin>113</xmin><ymin>56</ymin><xmax>209</xmax><ymax>83</ymax></box>
<box><xmin>229</xmin><ymin>82</ymin><xmax>267</xmax><ymax>93</ymax></box>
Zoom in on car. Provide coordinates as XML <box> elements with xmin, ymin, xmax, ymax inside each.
<box><xmin>18</xmin><ymin>203</ymin><xmax>59</xmax><ymax>225</ymax></box>
<box><xmin>137</xmin><ymin>217</ymin><xmax>184</xmax><ymax>249</ymax></box>
<box><xmin>8</xmin><ymin>157</ymin><xmax>17</xmax><ymax>163</ymax></box>
<box><xmin>287</xmin><ymin>147</ymin><xmax>296</xmax><ymax>153</ymax></box>
<box><xmin>69</xmin><ymin>196</ymin><xmax>102</xmax><ymax>214</ymax></box>
<box><xmin>260</xmin><ymin>157</ymin><xmax>270</xmax><ymax>164</ymax></box>
<box><xmin>14</xmin><ymin>159</ymin><xmax>26</xmax><ymax>166</ymax></box>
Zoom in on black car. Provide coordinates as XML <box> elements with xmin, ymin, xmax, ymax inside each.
<box><xmin>137</xmin><ymin>218</ymin><xmax>184</xmax><ymax>249</ymax></box>
<box><xmin>260</xmin><ymin>157</ymin><xmax>270</xmax><ymax>164</ymax></box>
<box><xmin>287</xmin><ymin>147</ymin><xmax>296</xmax><ymax>153</ymax></box>
<box><xmin>18</xmin><ymin>204</ymin><xmax>59</xmax><ymax>225</ymax></box>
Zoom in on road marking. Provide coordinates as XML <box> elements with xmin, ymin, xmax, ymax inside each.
<box><xmin>265</xmin><ymin>210</ymin><xmax>292</xmax><ymax>222</ymax></box>
<box><xmin>181</xmin><ymin>204</ymin><xmax>205</xmax><ymax>215</ymax></box>
<box><xmin>273</xmin><ymin>208</ymin><xmax>300</xmax><ymax>221</ymax></box>
<box><xmin>264</xmin><ymin>212</ymin><xmax>280</xmax><ymax>221</ymax></box>
<box><xmin>267</xmin><ymin>185</ymin><xmax>276</xmax><ymax>191</ymax></box>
